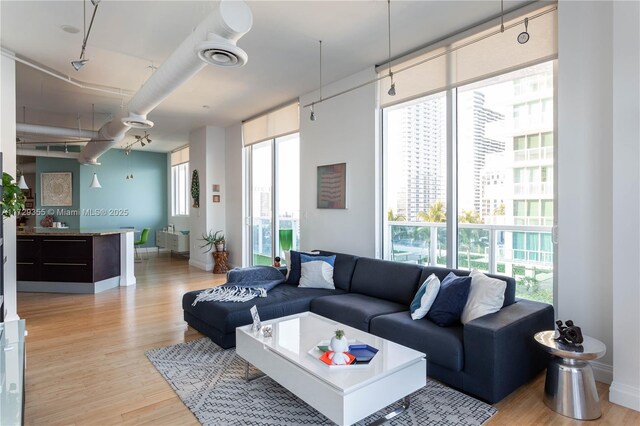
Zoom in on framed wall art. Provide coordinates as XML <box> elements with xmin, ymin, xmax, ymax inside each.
<box><xmin>41</xmin><ymin>172</ymin><xmax>72</xmax><ymax>206</ymax></box>
<box><xmin>317</xmin><ymin>163</ymin><xmax>347</xmax><ymax>209</ymax></box>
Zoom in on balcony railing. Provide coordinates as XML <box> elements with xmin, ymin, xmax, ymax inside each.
<box><xmin>514</xmin><ymin>182</ymin><xmax>553</xmax><ymax>196</ymax></box>
<box><xmin>386</xmin><ymin>221</ymin><xmax>554</xmax><ymax>304</ymax></box>
<box><xmin>252</xmin><ymin>216</ymin><xmax>300</xmax><ymax>265</ymax></box>
<box><xmin>513</xmin><ymin>146</ymin><xmax>553</xmax><ymax>162</ymax></box>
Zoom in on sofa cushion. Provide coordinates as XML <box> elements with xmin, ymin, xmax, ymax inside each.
<box><xmin>426</xmin><ymin>272</ymin><xmax>471</xmax><ymax>327</ymax></box>
<box><xmin>410</xmin><ymin>273</ymin><xmax>441</xmax><ymax>320</ymax></box>
<box><xmin>370</xmin><ymin>311</ymin><xmax>465</xmax><ymax>372</ymax></box>
<box><xmin>315</xmin><ymin>250</ymin><xmax>359</xmax><ymax>292</ymax></box>
<box><xmin>183</xmin><ymin>284</ymin><xmax>345</xmax><ymax>334</ymax></box>
<box><xmin>299</xmin><ymin>254</ymin><xmax>335</xmax><ymax>289</ymax></box>
<box><xmin>285</xmin><ymin>250</ymin><xmax>321</xmax><ymax>285</ymax></box>
<box><xmin>461</xmin><ymin>269</ymin><xmax>506</xmax><ymax>324</ymax></box>
<box><xmin>420</xmin><ymin>267</ymin><xmax>516</xmax><ymax>308</ymax></box>
<box><xmin>310</xmin><ymin>293</ymin><xmax>408</xmax><ymax>332</ymax></box>
<box><xmin>349</xmin><ymin>258</ymin><xmax>423</xmax><ymax>306</ymax></box>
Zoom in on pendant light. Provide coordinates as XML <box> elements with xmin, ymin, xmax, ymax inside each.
<box><xmin>88</xmin><ymin>104</ymin><xmax>102</xmax><ymax>188</ymax></box>
<box><xmin>387</xmin><ymin>0</ymin><xmax>396</xmax><ymax>97</ymax></box>
<box><xmin>17</xmin><ymin>175</ymin><xmax>29</xmax><ymax>190</ymax></box>
<box><xmin>17</xmin><ymin>107</ymin><xmax>30</xmax><ymax>190</ymax></box>
<box><xmin>89</xmin><ymin>173</ymin><xmax>102</xmax><ymax>188</ymax></box>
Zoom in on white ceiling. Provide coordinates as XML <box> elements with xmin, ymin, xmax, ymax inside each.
<box><xmin>1</xmin><ymin>0</ymin><xmax>531</xmax><ymax>153</ymax></box>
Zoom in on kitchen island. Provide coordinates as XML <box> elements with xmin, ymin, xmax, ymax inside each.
<box><xmin>17</xmin><ymin>228</ymin><xmax>136</xmax><ymax>293</ymax></box>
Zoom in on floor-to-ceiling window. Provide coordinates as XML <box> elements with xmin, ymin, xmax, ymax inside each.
<box><xmin>242</xmin><ymin>102</ymin><xmax>300</xmax><ymax>266</ymax></box>
<box><xmin>248</xmin><ymin>134</ymin><xmax>301</xmax><ymax>266</ymax></box>
<box><xmin>381</xmin><ymin>3</ymin><xmax>556</xmax><ymax>304</ymax></box>
<box><xmin>383</xmin><ymin>93</ymin><xmax>448</xmax><ymax>267</ymax></box>
<box><xmin>456</xmin><ymin>62</ymin><xmax>554</xmax><ymax>303</ymax></box>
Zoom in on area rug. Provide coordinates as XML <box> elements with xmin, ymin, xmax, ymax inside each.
<box><xmin>146</xmin><ymin>338</ymin><xmax>497</xmax><ymax>426</ymax></box>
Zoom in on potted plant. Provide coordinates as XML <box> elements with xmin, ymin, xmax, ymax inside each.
<box><xmin>199</xmin><ymin>230</ymin><xmax>225</xmax><ymax>253</ymax></box>
<box><xmin>2</xmin><ymin>172</ymin><xmax>26</xmax><ymax>219</ymax></box>
<box><xmin>213</xmin><ymin>231</ymin><xmax>225</xmax><ymax>252</ymax></box>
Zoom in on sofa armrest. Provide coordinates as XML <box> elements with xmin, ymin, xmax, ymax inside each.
<box><xmin>462</xmin><ymin>299</ymin><xmax>554</xmax><ymax>403</ymax></box>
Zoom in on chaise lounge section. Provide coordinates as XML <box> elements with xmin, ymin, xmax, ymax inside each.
<box><xmin>182</xmin><ymin>250</ymin><xmax>554</xmax><ymax>403</ymax></box>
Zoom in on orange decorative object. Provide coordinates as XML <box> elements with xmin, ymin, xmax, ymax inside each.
<box><xmin>212</xmin><ymin>251</ymin><xmax>229</xmax><ymax>274</ymax></box>
<box><xmin>319</xmin><ymin>351</ymin><xmax>356</xmax><ymax>366</ymax></box>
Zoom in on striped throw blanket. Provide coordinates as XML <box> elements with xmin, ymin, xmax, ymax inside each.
<box><xmin>192</xmin><ymin>266</ymin><xmax>284</xmax><ymax>304</ymax></box>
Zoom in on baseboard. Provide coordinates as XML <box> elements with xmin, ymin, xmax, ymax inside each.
<box><xmin>189</xmin><ymin>259</ymin><xmax>212</xmax><ymax>272</ymax></box>
<box><xmin>610</xmin><ymin>381</ymin><xmax>640</xmax><ymax>412</ymax></box>
<box><xmin>591</xmin><ymin>360</ymin><xmax>613</xmax><ymax>384</ymax></box>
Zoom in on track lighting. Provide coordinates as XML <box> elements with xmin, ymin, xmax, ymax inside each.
<box><xmin>310</xmin><ymin>104</ymin><xmax>316</xmax><ymax>121</ymax></box>
<box><xmin>517</xmin><ymin>18</ymin><xmax>530</xmax><ymax>44</ymax></box>
<box><xmin>386</xmin><ymin>0</ymin><xmax>396</xmax><ymax>97</ymax></box>
<box><xmin>71</xmin><ymin>59</ymin><xmax>88</xmax><ymax>71</ymax></box>
<box><xmin>71</xmin><ymin>0</ymin><xmax>100</xmax><ymax>71</ymax></box>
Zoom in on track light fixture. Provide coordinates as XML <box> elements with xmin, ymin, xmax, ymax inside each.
<box><xmin>71</xmin><ymin>0</ymin><xmax>100</xmax><ymax>71</ymax></box>
<box><xmin>517</xmin><ymin>18</ymin><xmax>530</xmax><ymax>44</ymax></box>
<box><xmin>386</xmin><ymin>0</ymin><xmax>396</xmax><ymax>97</ymax></box>
<box><xmin>309</xmin><ymin>40</ymin><xmax>323</xmax><ymax>121</ymax></box>
<box><xmin>71</xmin><ymin>59</ymin><xmax>88</xmax><ymax>71</ymax></box>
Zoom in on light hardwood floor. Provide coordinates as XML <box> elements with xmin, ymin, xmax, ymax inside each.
<box><xmin>17</xmin><ymin>254</ymin><xmax>640</xmax><ymax>425</ymax></box>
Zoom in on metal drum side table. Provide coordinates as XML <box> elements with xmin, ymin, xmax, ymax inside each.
<box><xmin>534</xmin><ymin>331</ymin><xmax>606</xmax><ymax>420</ymax></box>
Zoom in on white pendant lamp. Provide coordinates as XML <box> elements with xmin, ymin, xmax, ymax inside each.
<box><xmin>89</xmin><ymin>173</ymin><xmax>102</xmax><ymax>188</ymax></box>
<box><xmin>17</xmin><ymin>174</ymin><xmax>29</xmax><ymax>190</ymax></box>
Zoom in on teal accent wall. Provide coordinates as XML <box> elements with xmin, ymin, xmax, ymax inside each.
<box><xmin>35</xmin><ymin>157</ymin><xmax>81</xmax><ymax>228</ymax></box>
<box><xmin>79</xmin><ymin>149</ymin><xmax>168</xmax><ymax>247</ymax></box>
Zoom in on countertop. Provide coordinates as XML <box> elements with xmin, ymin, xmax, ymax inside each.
<box><xmin>16</xmin><ymin>228</ymin><xmax>136</xmax><ymax>236</ymax></box>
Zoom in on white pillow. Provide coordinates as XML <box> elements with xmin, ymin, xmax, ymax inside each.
<box><xmin>299</xmin><ymin>254</ymin><xmax>335</xmax><ymax>289</ymax></box>
<box><xmin>461</xmin><ymin>269</ymin><xmax>506</xmax><ymax>324</ymax></box>
<box><xmin>411</xmin><ymin>274</ymin><xmax>441</xmax><ymax>320</ymax></box>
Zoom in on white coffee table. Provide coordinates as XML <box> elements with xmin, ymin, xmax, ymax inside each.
<box><xmin>236</xmin><ymin>312</ymin><xmax>426</xmax><ymax>426</ymax></box>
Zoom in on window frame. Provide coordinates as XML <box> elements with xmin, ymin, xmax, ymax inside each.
<box><xmin>171</xmin><ymin>161</ymin><xmax>190</xmax><ymax>217</ymax></box>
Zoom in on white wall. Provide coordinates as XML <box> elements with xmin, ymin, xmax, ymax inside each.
<box><xmin>558</xmin><ymin>2</ymin><xmax>640</xmax><ymax>411</ymax></box>
<box><xmin>225</xmin><ymin>124</ymin><xmax>243</xmax><ymax>268</ymax></box>
<box><xmin>557</xmin><ymin>0</ymin><xmax>614</xmax><ymax>380</ymax></box>
<box><xmin>610</xmin><ymin>0</ymin><xmax>640</xmax><ymax>412</ymax></box>
<box><xmin>1</xmin><ymin>51</ymin><xmax>18</xmax><ymax>320</ymax></box>
<box><xmin>188</xmin><ymin>126</ymin><xmax>226</xmax><ymax>271</ymax></box>
<box><xmin>299</xmin><ymin>68</ymin><xmax>378</xmax><ymax>257</ymax></box>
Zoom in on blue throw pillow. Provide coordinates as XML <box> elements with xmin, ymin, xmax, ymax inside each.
<box><xmin>285</xmin><ymin>250</ymin><xmax>320</xmax><ymax>285</ymax></box>
<box><xmin>299</xmin><ymin>254</ymin><xmax>336</xmax><ymax>289</ymax></box>
<box><xmin>426</xmin><ymin>272</ymin><xmax>472</xmax><ymax>326</ymax></box>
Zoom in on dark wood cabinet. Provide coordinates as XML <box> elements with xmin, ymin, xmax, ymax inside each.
<box><xmin>17</xmin><ymin>233</ymin><xmax>120</xmax><ymax>293</ymax></box>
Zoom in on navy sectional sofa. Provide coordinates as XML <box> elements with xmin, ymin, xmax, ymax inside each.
<box><xmin>182</xmin><ymin>250</ymin><xmax>554</xmax><ymax>403</ymax></box>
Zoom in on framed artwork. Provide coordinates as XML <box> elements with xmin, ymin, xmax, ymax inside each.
<box><xmin>212</xmin><ymin>184</ymin><xmax>220</xmax><ymax>192</ymax></box>
<box><xmin>25</xmin><ymin>201</ymin><xmax>34</xmax><ymax>209</ymax></box>
<box><xmin>41</xmin><ymin>172</ymin><xmax>72</xmax><ymax>206</ymax></box>
<box><xmin>212</xmin><ymin>195</ymin><xmax>221</xmax><ymax>203</ymax></box>
<box><xmin>317</xmin><ymin>163</ymin><xmax>347</xmax><ymax>209</ymax></box>
<box><xmin>21</xmin><ymin>188</ymin><xmax>32</xmax><ymax>199</ymax></box>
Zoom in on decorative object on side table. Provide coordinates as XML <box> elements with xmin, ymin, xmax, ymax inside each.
<box><xmin>534</xmin><ymin>330</ymin><xmax>606</xmax><ymax>420</ymax></box>
<box><xmin>199</xmin><ymin>230</ymin><xmax>225</xmax><ymax>253</ymax></box>
<box><xmin>273</xmin><ymin>256</ymin><xmax>281</xmax><ymax>267</ymax></box>
<box><xmin>554</xmin><ymin>319</ymin><xmax>584</xmax><ymax>347</ymax></box>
